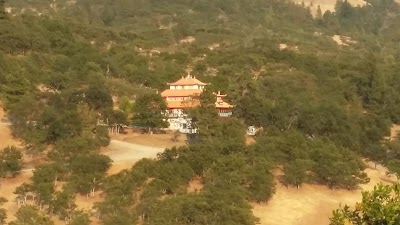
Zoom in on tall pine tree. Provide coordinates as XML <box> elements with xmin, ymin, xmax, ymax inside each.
<box><xmin>189</xmin><ymin>89</ymin><xmax>220</xmax><ymax>142</ymax></box>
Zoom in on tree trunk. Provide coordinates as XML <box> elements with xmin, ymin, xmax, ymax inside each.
<box><xmin>54</xmin><ymin>173</ymin><xmax>58</xmax><ymax>187</ymax></box>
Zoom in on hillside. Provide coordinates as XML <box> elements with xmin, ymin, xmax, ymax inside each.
<box><xmin>1</xmin><ymin>0</ymin><xmax>400</xmax><ymax>225</ymax></box>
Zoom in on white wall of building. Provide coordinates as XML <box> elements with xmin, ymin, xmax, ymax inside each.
<box><xmin>168</xmin><ymin>117</ymin><xmax>196</xmax><ymax>134</ymax></box>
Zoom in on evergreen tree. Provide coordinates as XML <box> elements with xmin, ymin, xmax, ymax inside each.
<box><xmin>316</xmin><ymin>5</ymin><xmax>323</xmax><ymax>21</ymax></box>
<box><xmin>9</xmin><ymin>205</ymin><xmax>54</xmax><ymax>225</ymax></box>
<box><xmin>331</xmin><ymin>183</ymin><xmax>400</xmax><ymax>225</ymax></box>
<box><xmin>189</xmin><ymin>89</ymin><xmax>219</xmax><ymax>142</ymax></box>
<box><xmin>132</xmin><ymin>93</ymin><xmax>168</xmax><ymax>133</ymax></box>
<box><xmin>0</xmin><ymin>146</ymin><xmax>23</xmax><ymax>178</ymax></box>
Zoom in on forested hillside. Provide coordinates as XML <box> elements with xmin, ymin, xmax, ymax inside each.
<box><xmin>1</xmin><ymin>0</ymin><xmax>400</xmax><ymax>224</ymax></box>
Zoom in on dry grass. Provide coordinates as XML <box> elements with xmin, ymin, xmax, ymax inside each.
<box><xmin>246</xmin><ymin>136</ymin><xmax>256</xmax><ymax>145</ymax></box>
<box><xmin>107</xmin><ymin>161</ymin><xmax>138</xmax><ymax>175</ymax></box>
<box><xmin>0</xmin><ymin>171</ymin><xmax>33</xmax><ymax>223</ymax></box>
<box><xmin>390</xmin><ymin>124</ymin><xmax>400</xmax><ymax>140</ymax></box>
<box><xmin>111</xmin><ymin>129</ymin><xmax>187</xmax><ymax>148</ymax></box>
<box><xmin>75</xmin><ymin>191</ymin><xmax>103</xmax><ymax>211</ymax></box>
<box><xmin>0</xmin><ymin>105</ymin><xmax>21</xmax><ymax>149</ymax></box>
<box><xmin>252</xmin><ymin>167</ymin><xmax>397</xmax><ymax>225</ymax></box>
<box><xmin>187</xmin><ymin>177</ymin><xmax>204</xmax><ymax>193</ymax></box>
<box><xmin>0</xmin><ymin>124</ymin><xmax>21</xmax><ymax>149</ymax></box>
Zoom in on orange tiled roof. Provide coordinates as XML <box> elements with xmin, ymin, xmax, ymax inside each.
<box><xmin>215</xmin><ymin>101</ymin><xmax>234</xmax><ymax>108</ymax></box>
<box><xmin>167</xmin><ymin>100</ymin><xmax>200</xmax><ymax>109</ymax></box>
<box><xmin>161</xmin><ymin>89</ymin><xmax>203</xmax><ymax>97</ymax></box>
<box><xmin>168</xmin><ymin>76</ymin><xmax>207</xmax><ymax>86</ymax></box>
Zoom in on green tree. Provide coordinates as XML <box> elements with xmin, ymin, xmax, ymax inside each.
<box><xmin>0</xmin><ymin>146</ymin><xmax>23</xmax><ymax>178</ymax></box>
<box><xmin>9</xmin><ymin>205</ymin><xmax>54</xmax><ymax>225</ymax></box>
<box><xmin>14</xmin><ymin>183</ymin><xmax>33</xmax><ymax>205</ymax></box>
<box><xmin>39</xmin><ymin>108</ymin><xmax>83</xmax><ymax>142</ymax></box>
<box><xmin>7</xmin><ymin>95</ymin><xmax>44</xmax><ymax>141</ymax></box>
<box><xmin>283</xmin><ymin>159</ymin><xmax>312</xmax><ymax>189</ymax></box>
<box><xmin>316</xmin><ymin>5</ymin><xmax>323</xmax><ymax>21</ymax></box>
<box><xmin>85</xmin><ymin>83</ymin><xmax>113</xmax><ymax>110</ymax></box>
<box><xmin>101</xmin><ymin>3</ymin><xmax>116</xmax><ymax>25</ymax></box>
<box><xmin>330</xmin><ymin>183</ymin><xmax>400</xmax><ymax>225</ymax></box>
<box><xmin>247</xmin><ymin>157</ymin><xmax>275</xmax><ymax>202</ymax></box>
<box><xmin>49</xmin><ymin>137</ymin><xmax>96</xmax><ymax>162</ymax></box>
<box><xmin>31</xmin><ymin>163</ymin><xmax>64</xmax><ymax>206</ymax></box>
<box><xmin>50</xmin><ymin>190</ymin><xmax>76</xmax><ymax>220</ymax></box>
<box><xmin>104</xmin><ymin>108</ymin><xmax>127</xmax><ymax>125</ymax></box>
<box><xmin>69</xmin><ymin>154</ymin><xmax>112</xmax><ymax>195</ymax></box>
<box><xmin>311</xmin><ymin>141</ymin><xmax>366</xmax><ymax>189</ymax></box>
<box><xmin>47</xmin><ymin>73</ymin><xmax>71</xmax><ymax>91</ymax></box>
<box><xmin>69</xmin><ymin>211</ymin><xmax>91</xmax><ymax>225</ymax></box>
<box><xmin>95</xmin><ymin>125</ymin><xmax>111</xmax><ymax>147</ymax></box>
<box><xmin>0</xmin><ymin>70</ymin><xmax>33</xmax><ymax>106</ymax></box>
<box><xmin>118</xmin><ymin>96</ymin><xmax>132</xmax><ymax>116</ymax></box>
<box><xmin>132</xmin><ymin>93</ymin><xmax>168</xmax><ymax>133</ymax></box>
<box><xmin>189</xmin><ymin>88</ymin><xmax>219</xmax><ymax>142</ymax></box>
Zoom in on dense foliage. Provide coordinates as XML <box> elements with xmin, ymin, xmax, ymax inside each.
<box><xmin>330</xmin><ymin>183</ymin><xmax>400</xmax><ymax>225</ymax></box>
<box><xmin>132</xmin><ymin>93</ymin><xmax>168</xmax><ymax>132</ymax></box>
<box><xmin>0</xmin><ymin>146</ymin><xmax>22</xmax><ymax>178</ymax></box>
<box><xmin>1</xmin><ymin>0</ymin><xmax>400</xmax><ymax>224</ymax></box>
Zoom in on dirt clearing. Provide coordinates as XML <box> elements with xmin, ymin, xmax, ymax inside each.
<box><xmin>253</xmin><ymin>164</ymin><xmax>397</xmax><ymax>225</ymax></box>
<box><xmin>390</xmin><ymin>124</ymin><xmax>400</xmax><ymax>140</ymax></box>
<box><xmin>111</xmin><ymin>130</ymin><xmax>187</xmax><ymax>148</ymax></box>
<box><xmin>0</xmin><ymin>104</ymin><xmax>21</xmax><ymax>149</ymax></box>
<box><xmin>0</xmin><ymin>171</ymin><xmax>33</xmax><ymax>223</ymax></box>
<box><xmin>0</xmin><ymin>123</ymin><xmax>20</xmax><ymax>149</ymax></box>
<box><xmin>104</xmin><ymin>140</ymin><xmax>164</xmax><ymax>163</ymax></box>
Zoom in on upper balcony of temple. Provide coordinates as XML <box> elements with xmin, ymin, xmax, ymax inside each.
<box><xmin>167</xmin><ymin>75</ymin><xmax>208</xmax><ymax>90</ymax></box>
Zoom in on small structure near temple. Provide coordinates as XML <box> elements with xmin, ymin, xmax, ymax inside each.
<box><xmin>160</xmin><ymin>75</ymin><xmax>233</xmax><ymax>133</ymax></box>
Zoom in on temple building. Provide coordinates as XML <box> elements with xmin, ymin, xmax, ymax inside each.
<box><xmin>160</xmin><ymin>75</ymin><xmax>233</xmax><ymax>133</ymax></box>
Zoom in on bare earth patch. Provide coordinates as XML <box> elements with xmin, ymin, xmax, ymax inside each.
<box><xmin>332</xmin><ymin>35</ymin><xmax>357</xmax><ymax>46</ymax></box>
<box><xmin>0</xmin><ymin>124</ymin><xmax>20</xmax><ymax>149</ymax></box>
<box><xmin>389</xmin><ymin>124</ymin><xmax>400</xmax><ymax>140</ymax></box>
<box><xmin>179</xmin><ymin>36</ymin><xmax>196</xmax><ymax>44</ymax></box>
<box><xmin>187</xmin><ymin>177</ymin><xmax>204</xmax><ymax>193</ymax></box>
<box><xmin>246</xmin><ymin>136</ymin><xmax>256</xmax><ymax>145</ymax></box>
<box><xmin>75</xmin><ymin>191</ymin><xmax>103</xmax><ymax>211</ymax></box>
<box><xmin>252</xmin><ymin>165</ymin><xmax>397</xmax><ymax>225</ymax></box>
<box><xmin>0</xmin><ymin>171</ymin><xmax>33</xmax><ymax>223</ymax></box>
<box><xmin>107</xmin><ymin>161</ymin><xmax>138</xmax><ymax>175</ymax></box>
<box><xmin>0</xmin><ymin>104</ymin><xmax>21</xmax><ymax>149</ymax></box>
<box><xmin>111</xmin><ymin>130</ymin><xmax>187</xmax><ymax>148</ymax></box>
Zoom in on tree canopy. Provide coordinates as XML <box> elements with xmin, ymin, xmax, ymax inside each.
<box><xmin>330</xmin><ymin>183</ymin><xmax>400</xmax><ymax>225</ymax></box>
<box><xmin>132</xmin><ymin>93</ymin><xmax>168</xmax><ymax>132</ymax></box>
<box><xmin>2</xmin><ymin>0</ymin><xmax>400</xmax><ymax>224</ymax></box>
